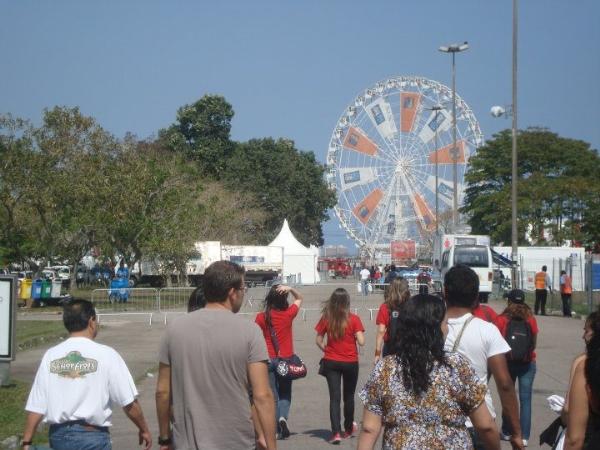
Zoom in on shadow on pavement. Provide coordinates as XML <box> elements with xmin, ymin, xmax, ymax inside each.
<box><xmin>303</xmin><ymin>428</ymin><xmax>333</xmax><ymax>441</ymax></box>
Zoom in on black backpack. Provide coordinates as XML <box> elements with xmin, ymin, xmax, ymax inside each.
<box><xmin>505</xmin><ymin>318</ymin><xmax>534</xmax><ymax>363</ymax></box>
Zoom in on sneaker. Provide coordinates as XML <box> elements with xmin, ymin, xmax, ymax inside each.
<box><xmin>329</xmin><ymin>433</ymin><xmax>342</xmax><ymax>445</ymax></box>
<box><xmin>278</xmin><ymin>417</ymin><xmax>290</xmax><ymax>439</ymax></box>
<box><xmin>500</xmin><ymin>433</ymin><xmax>511</xmax><ymax>441</ymax></box>
<box><xmin>342</xmin><ymin>422</ymin><xmax>358</xmax><ymax>438</ymax></box>
<box><xmin>523</xmin><ymin>439</ymin><xmax>528</xmax><ymax>447</ymax></box>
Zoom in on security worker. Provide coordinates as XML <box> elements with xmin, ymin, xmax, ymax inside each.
<box><xmin>534</xmin><ymin>265</ymin><xmax>553</xmax><ymax>315</ymax></box>
<box><xmin>559</xmin><ymin>270</ymin><xmax>573</xmax><ymax>317</ymax></box>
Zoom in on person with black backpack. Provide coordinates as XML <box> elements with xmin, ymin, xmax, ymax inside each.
<box><xmin>374</xmin><ymin>277</ymin><xmax>410</xmax><ymax>362</ymax></box>
<box><xmin>494</xmin><ymin>289</ymin><xmax>539</xmax><ymax>447</ymax></box>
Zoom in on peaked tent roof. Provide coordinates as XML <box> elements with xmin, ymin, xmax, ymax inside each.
<box><xmin>269</xmin><ymin>219</ymin><xmax>313</xmax><ymax>255</ymax></box>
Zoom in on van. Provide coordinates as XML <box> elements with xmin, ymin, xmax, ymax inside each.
<box><xmin>440</xmin><ymin>244</ymin><xmax>493</xmax><ymax>302</ymax></box>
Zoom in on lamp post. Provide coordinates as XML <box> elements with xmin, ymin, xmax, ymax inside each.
<box><xmin>439</xmin><ymin>42</ymin><xmax>469</xmax><ymax>232</ymax></box>
<box><xmin>491</xmin><ymin>0</ymin><xmax>519</xmax><ymax>288</ymax></box>
<box><xmin>426</xmin><ymin>105</ymin><xmax>443</xmax><ymax>236</ymax></box>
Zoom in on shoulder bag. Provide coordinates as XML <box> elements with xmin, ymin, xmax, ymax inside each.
<box><xmin>267</xmin><ymin>313</ymin><xmax>307</xmax><ymax>381</ymax></box>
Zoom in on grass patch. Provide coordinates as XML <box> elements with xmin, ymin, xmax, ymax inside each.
<box><xmin>16</xmin><ymin>321</ymin><xmax>68</xmax><ymax>351</ymax></box>
<box><xmin>0</xmin><ymin>379</ymin><xmax>48</xmax><ymax>444</ymax></box>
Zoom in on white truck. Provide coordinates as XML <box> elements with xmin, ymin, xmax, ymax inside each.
<box><xmin>132</xmin><ymin>241</ymin><xmax>284</xmax><ymax>286</ymax></box>
<box><xmin>433</xmin><ymin>234</ymin><xmax>494</xmax><ymax>302</ymax></box>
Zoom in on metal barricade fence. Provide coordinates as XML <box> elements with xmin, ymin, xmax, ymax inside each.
<box><xmin>158</xmin><ymin>287</ymin><xmax>195</xmax><ymax>312</ymax></box>
<box><xmin>91</xmin><ymin>288</ymin><xmax>159</xmax><ymax>312</ymax></box>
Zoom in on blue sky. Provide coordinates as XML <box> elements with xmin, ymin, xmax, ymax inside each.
<box><xmin>2</xmin><ymin>0</ymin><xmax>598</xmax><ymax>251</ymax></box>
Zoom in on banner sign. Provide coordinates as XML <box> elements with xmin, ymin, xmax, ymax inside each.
<box><xmin>391</xmin><ymin>240</ymin><xmax>416</xmax><ymax>261</ymax></box>
<box><xmin>0</xmin><ymin>276</ymin><xmax>17</xmax><ymax>361</ymax></box>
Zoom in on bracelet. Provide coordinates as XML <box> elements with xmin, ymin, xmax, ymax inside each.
<box><xmin>22</xmin><ymin>441</ymin><xmax>32</xmax><ymax>447</ymax></box>
<box><xmin>158</xmin><ymin>436</ymin><xmax>172</xmax><ymax>446</ymax></box>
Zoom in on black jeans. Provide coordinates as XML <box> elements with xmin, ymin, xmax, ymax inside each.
<box><xmin>535</xmin><ymin>289</ymin><xmax>547</xmax><ymax>315</ymax></box>
<box><xmin>561</xmin><ymin>293</ymin><xmax>572</xmax><ymax>316</ymax></box>
<box><xmin>321</xmin><ymin>359</ymin><xmax>359</xmax><ymax>434</ymax></box>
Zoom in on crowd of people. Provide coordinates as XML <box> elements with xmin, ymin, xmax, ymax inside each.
<box><xmin>21</xmin><ymin>260</ymin><xmax>600</xmax><ymax>449</ymax></box>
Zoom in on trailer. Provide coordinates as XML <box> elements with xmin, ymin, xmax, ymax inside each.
<box><xmin>132</xmin><ymin>241</ymin><xmax>284</xmax><ymax>286</ymax></box>
<box><xmin>493</xmin><ymin>246</ymin><xmax>585</xmax><ymax>291</ymax></box>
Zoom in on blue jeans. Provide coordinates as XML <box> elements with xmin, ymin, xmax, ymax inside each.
<box><xmin>268</xmin><ymin>360</ymin><xmax>292</xmax><ymax>423</ymax></box>
<box><xmin>49</xmin><ymin>422</ymin><xmax>111</xmax><ymax>450</ymax></box>
<box><xmin>502</xmin><ymin>361</ymin><xmax>536</xmax><ymax>440</ymax></box>
<box><xmin>361</xmin><ymin>280</ymin><xmax>369</xmax><ymax>296</ymax></box>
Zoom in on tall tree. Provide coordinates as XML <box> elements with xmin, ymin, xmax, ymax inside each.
<box><xmin>0</xmin><ymin>115</ymin><xmax>38</xmax><ymax>266</ymax></box>
<box><xmin>224</xmin><ymin>138</ymin><xmax>336</xmax><ymax>246</ymax></box>
<box><xmin>462</xmin><ymin>128</ymin><xmax>600</xmax><ymax>247</ymax></box>
<box><xmin>160</xmin><ymin>94</ymin><xmax>235</xmax><ymax>177</ymax></box>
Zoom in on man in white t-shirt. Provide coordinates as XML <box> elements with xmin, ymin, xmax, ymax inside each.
<box><xmin>359</xmin><ymin>266</ymin><xmax>371</xmax><ymax>296</ymax></box>
<box><xmin>22</xmin><ymin>299</ymin><xmax>151</xmax><ymax>450</ymax></box>
<box><xmin>443</xmin><ymin>264</ymin><xmax>524</xmax><ymax>450</ymax></box>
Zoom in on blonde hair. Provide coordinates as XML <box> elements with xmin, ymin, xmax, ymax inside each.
<box><xmin>384</xmin><ymin>277</ymin><xmax>410</xmax><ymax>310</ymax></box>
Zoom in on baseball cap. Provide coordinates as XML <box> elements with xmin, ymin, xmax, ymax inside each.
<box><xmin>507</xmin><ymin>289</ymin><xmax>525</xmax><ymax>304</ymax></box>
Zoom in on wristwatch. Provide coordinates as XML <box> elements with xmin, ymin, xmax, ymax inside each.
<box><xmin>21</xmin><ymin>441</ymin><xmax>32</xmax><ymax>447</ymax></box>
<box><xmin>158</xmin><ymin>436</ymin><xmax>172</xmax><ymax>446</ymax></box>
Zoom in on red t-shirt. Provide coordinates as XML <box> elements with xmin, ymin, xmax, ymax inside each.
<box><xmin>473</xmin><ymin>305</ymin><xmax>499</xmax><ymax>323</ymax></box>
<box><xmin>494</xmin><ymin>314</ymin><xmax>539</xmax><ymax>362</ymax></box>
<box><xmin>375</xmin><ymin>303</ymin><xmax>392</xmax><ymax>342</ymax></box>
<box><xmin>315</xmin><ymin>313</ymin><xmax>364</xmax><ymax>362</ymax></box>
<box><xmin>255</xmin><ymin>304</ymin><xmax>299</xmax><ymax>359</ymax></box>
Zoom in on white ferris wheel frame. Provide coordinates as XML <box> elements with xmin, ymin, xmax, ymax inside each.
<box><xmin>325</xmin><ymin>76</ymin><xmax>484</xmax><ymax>255</ymax></box>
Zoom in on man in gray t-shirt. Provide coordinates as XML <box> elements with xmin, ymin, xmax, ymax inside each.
<box><xmin>156</xmin><ymin>261</ymin><xmax>276</xmax><ymax>450</ymax></box>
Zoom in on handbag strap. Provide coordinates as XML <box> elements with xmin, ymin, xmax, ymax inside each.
<box><xmin>452</xmin><ymin>315</ymin><xmax>475</xmax><ymax>353</ymax></box>
<box><xmin>266</xmin><ymin>311</ymin><xmax>281</xmax><ymax>357</ymax></box>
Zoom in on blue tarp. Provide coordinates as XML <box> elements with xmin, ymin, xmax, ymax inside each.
<box><xmin>592</xmin><ymin>262</ymin><xmax>600</xmax><ymax>290</ymax></box>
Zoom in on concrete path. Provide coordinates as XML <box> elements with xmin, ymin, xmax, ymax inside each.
<box><xmin>9</xmin><ymin>284</ymin><xmax>589</xmax><ymax>449</ymax></box>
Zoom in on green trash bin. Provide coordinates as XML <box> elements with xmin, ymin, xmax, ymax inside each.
<box><xmin>41</xmin><ymin>279</ymin><xmax>52</xmax><ymax>299</ymax></box>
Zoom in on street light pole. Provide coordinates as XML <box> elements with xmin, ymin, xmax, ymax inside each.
<box><xmin>426</xmin><ymin>105</ymin><xmax>443</xmax><ymax>235</ymax></box>
<box><xmin>511</xmin><ymin>0</ymin><xmax>519</xmax><ymax>288</ymax></box>
<box><xmin>490</xmin><ymin>1</ymin><xmax>519</xmax><ymax>288</ymax></box>
<box><xmin>439</xmin><ymin>42</ymin><xmax>469</xmax><ymax>232</ymax></box>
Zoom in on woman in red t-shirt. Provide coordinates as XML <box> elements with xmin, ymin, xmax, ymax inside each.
<box><xmin>493</xmin><ymin>289</ymin><xmax>539</xmax><ymax>445</ymax></box>
<box><xmin>315</xmin><ymin>288</ymin><xmax>365</xmax><ymax>444</ymax></box>
<box><xmin>374</xmin><ymin>277</ymin><xmax>410</xmax><ymax>362</ymax></box>
<box><xmin>255</xmin><ymin>284</ymin><xmax>303</xmax><ymax>440</ymax></box>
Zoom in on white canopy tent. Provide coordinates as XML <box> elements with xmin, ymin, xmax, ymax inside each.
<box><xmin>269</xmin><ymin>219</ymin><xmax>320</xmax><ymax>284</ymax></box>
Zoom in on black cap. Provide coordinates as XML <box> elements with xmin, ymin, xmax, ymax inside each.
<box><xmin>507</xmin><ymin>289</ymin><xmax>525</xmax><ymax>304</ymax></box>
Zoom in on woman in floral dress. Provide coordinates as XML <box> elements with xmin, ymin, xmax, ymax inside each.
<box><xmin>358</xmin><ymin>294</ymin><xmax>500</xmax><ymax>450</ymax></box>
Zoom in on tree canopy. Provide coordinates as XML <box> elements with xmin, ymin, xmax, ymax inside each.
<box><xmin>462</xmin><ymin>127</ymin><xmax>600</xmax><ymax>248</ymax></box>
<box><xmin>162</xmin><ymin>95</ymin><xmax>336</xmax><ymax>246</ymax></box>
<box><xmin>1</xmin><ymin>94</ymin><xmax>336</xmax><ymax>274</ymax></box>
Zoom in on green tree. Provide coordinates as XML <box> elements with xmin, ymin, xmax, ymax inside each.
<box><xmin>462</xmin><ymin>128</ymin><xmax>600</xmax><ymax>247</ymax></box>
<box><xmin>0</xmin><ymin>115</ymin><xmax>38</xmax><ymax>266</ymax></box>
<box><xmin>225</xmin><ymin>138</ymin><xmax>336</xmax><ymax>246</ymax></box>
<box><xmin>160</xmin><ymin>94</ymin><xmax>235</xmax><ymax>176</ymax></box>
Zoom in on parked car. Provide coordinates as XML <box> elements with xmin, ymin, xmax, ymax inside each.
<box><xmin>49</xmin><ymin>265</ymin><xmax>71</xmax><ymax>281</ymax></box>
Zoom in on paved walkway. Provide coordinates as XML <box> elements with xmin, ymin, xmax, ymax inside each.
<box><xmin>9</xmin><ymin>285</ymin><xmax>590</xmax><ymax>449</ymax></box>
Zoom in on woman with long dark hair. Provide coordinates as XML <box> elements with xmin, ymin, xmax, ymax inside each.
<box><xmin>358</xmin><ymin>294</ymin><xmax>499</xmax><ymax>449</ymax></box>
<box><xmin>564</xmin><ymin>310</ymin><xmax>600</xmax><ymax>449</ymax></box>
<box><xmin>315</xmin><ymin>288</ymin><xmax>365</xmax><ymax>444</ymax></box>
<box><xmin>493</xmin><ymin>289</ymin><xmax>539</xmax><ymax>446</ymax></box>
<box><xmin>374</xmin><ymin>277</ymin><xmax>410</xmax><ymax>362</ymax></box>
<box><xmin>255</xmin><ymin>284</ymin><xmax>303</xmax><ymax>440</ymax></box>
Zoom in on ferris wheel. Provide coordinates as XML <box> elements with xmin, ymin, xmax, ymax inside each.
<box><xmin>326</xmin><ymin>76</ymin><xmax>484</xmax><ymax>255</ymax></box>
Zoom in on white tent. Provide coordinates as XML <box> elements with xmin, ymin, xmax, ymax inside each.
<box><xmin>269</xmin><ymin>219</ymin><xmax>320</xmax><ymax>284</ymax></box>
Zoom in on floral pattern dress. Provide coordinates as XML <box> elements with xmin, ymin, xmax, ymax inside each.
<box><xmin>360</xmin><ymin>352</ymin><xmax>486</xmax><ymax>449</ymax></box>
